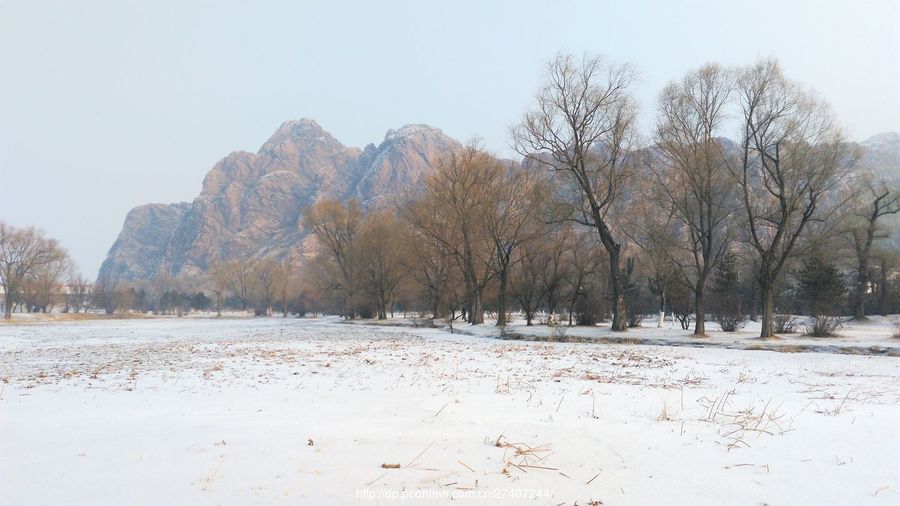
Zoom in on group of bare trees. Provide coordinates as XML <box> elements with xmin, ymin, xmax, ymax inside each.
<box><xmin>298</xmin><ymin>54</ymin><xmax>896</xmax><ymax>339</ymax></box>
<box><xmin>203</xmin><ymin>256</ymin><xmax>304</xmax><ymax>317</ymax></box>
<box><xmin>0</xmin><ymin>222</ymin><xmax>76</xmax><ymax>318</ymax></box>
<box><xmin>302</xmin><ymin>199</ymin><xmax>406</xmax><ymax>319</ymax></box>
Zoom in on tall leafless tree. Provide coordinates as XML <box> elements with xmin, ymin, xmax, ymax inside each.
<box><xmin>224</xmin><ymin>259</ymin><xmax>254</xmax><ymax>313</ymax></box>
<box><xmin>303</xmin><ymin>199</ymin><xmax>363</xmax><ymax>318</ymax></box>
<box><xmin>513</xmin><ymin>53</ymin><xmax>638</xmax><ymax>331</ymax></box>
<box><xmin>359</xmin><ymin>210</ymin><xmax>406</xmax><ymax>319</ymax></box>
<box><xmin>398</xmin><ymin>198</ymin><xmax>457</xmax><ymax>320</ymax></box>
<box><xmin>206</xmin><ymin>259</ymin><xmax>232</xmax><ymax>317</ymax></box>
<box><xmin>252</xmin><ymin>258</ymin><xmax>279</xmax><ymax>316</ymax></box>
<box><xmin>730</xmin><ymin>59</ymin><xmax>854</xmax><ymax>338</ymax></box>
<box><xmin>654</xmin><ymin>63</ymin><xmax>737</xmax><ymax>335</ymax></box>
<box><xmin>621</xmin><ymin>183</ymin><xmax>680</xmax><ymax>328</ymax></box>
<box><xmin>410</xmin><ymin>144</ymin><xmax>500</xmax><ymax>324</ymax></box>
<box><xmin>486</xmin><ymin>165</ymin><xmax>545</xmax><ymax>326</ymax></box>
<box><xmin>845</xmin><ymin>177</ymin><xmax>899</xmax><ymax>319</ymax></box>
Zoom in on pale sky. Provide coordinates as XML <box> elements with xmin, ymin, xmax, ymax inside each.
<box><xmin>1</xmin><ymin>0</ymin><xmax>898</xmax><ymax>279</ymax></box>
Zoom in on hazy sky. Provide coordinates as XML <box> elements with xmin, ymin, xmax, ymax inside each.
<box><xmin>1</xmin><ymin>0</ymin><xmax>898</xmax><ymax>279</ymax></box>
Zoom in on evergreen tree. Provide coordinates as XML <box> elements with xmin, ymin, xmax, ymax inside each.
<box><xmin>711</xmin><ymin>253</ymin><xmax>746</xmax><ymax>331</ymax></box>
<box><xmin>797</xmin><ymin>256</ymin><xmax>847</xmax><ymax>317</ymax></box>
<box><xmin>622</xmin><ymin>257</ymin><xmax>648</xmax><ymax>327</ymax></box>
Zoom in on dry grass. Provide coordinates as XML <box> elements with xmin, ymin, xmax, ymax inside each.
<box><xmin>493</xmin><ymin>435</ymin><xmax>557</xmax><ymax>476</ymax></box>
<box><xmin>656</xmin><ymin>399</ymin><xmax>675</xmax><ymax>421</ymax></box>
<box><xmin>698</xmin><ymin>391</ymin><xmax>790</xmax><ymax>451</ymax></box>
<box><xmin>0</xmin><ymin>312</ymin><xmax>151</xmax><ymax>324</ymax></box>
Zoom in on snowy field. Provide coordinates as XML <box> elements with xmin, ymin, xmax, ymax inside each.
<box><xmin>1</xmin><ymin>317</ymin><xmax>899</xmax><ymax>505</ymax></box>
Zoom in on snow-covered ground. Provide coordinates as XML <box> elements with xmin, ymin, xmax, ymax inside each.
<box><xmin>357</xmin><ymin>314</ymin><xmax>900</xmax><ymax>355</ymax></box>
<box><xmin>1</xmin><ymin>317</ymin><xmax>898</xmax><ymax>505</ymax></box>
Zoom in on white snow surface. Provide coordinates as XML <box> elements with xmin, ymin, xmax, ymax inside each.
<box><xmin>1</xmin><ymin>316</ymin><xmax>898</xmax><ymax>505</ymax></box>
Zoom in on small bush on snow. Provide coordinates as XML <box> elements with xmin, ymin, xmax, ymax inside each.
<box><xmin>774</xmin><ymin>314</ymin><xmax>798</xmax><ymax>334</ymax></box>
<box><xmin>805</xmin><ymin>315</ymin><xmax>843</xmax><ymax>337</ymax></box>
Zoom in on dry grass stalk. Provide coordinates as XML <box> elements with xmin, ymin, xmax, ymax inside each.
<box><xmin>493</xmin><ymin>435</ymin><xmax>555</xmax><ymax>476</ymax></box>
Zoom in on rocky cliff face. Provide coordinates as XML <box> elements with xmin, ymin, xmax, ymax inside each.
<box><xmin>98</xmin><ymin>202</ymin><xmax>192</xmax><ymax>283</ymax></box>
<box><xmin>98</xmin><ymin>119</ymin><xmax>460</xmax><ymax>284</ymax></box>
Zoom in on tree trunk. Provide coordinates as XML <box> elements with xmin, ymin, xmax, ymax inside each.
<box><xmin>608</xmin><ymin>249</ymin><xmax>627</xmax><ymax>331</ymax></box>
<box><xmin>431</xmin><ymin>298</ymin><xmax>444</xmax><ymax>320</ymax></box>
<box><xmin>854</xmin><ymin>257</ymin><xmax>869</xmax><ymax>319</ymax></box>
<box><xmin>3</xmin><ymin>283</ymin><xmax>13</xmax><ymax>319</ymax></box>
<box><xmin>657</xmin><ymin>292</ymin><xmax>666</xmax><ymax>328</ymax></box>
<box><xmin>693</xmin><ymin>286</ymin><xmax>706</xmax><ymax>336</ymax></box>
<box><xmin>749</xmin><ymin>288</ymin><xmax>758</xmax><ymax>321</ymax></box>
<box><xmin>470</xmin><ymin>291</ymin><xmax>484</xmax><ymax>324</ymax></box>
<box><xmin>496</xmin><ymin>272</ymin><xmax>509</xmax><ymax>327</ymax></box>
<box><xmin>759</xmin><ymin>282</ymin><xmax>776</xmax><ymax>338</ymax></box>
<box><xmin>879</xmin><ymin>258</ymin><xmax>888</xmax><ymax>316</ymax></box>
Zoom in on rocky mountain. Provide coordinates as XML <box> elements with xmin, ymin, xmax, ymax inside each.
<box><xmin>858</xmin><ymin>132</ymin><xmax>900</xmax><ymax>186</ymax></box>
<box><xmin>98</xmin><ymin>120</ymin><xmax>460</xmax><ymax>284</ymax></box>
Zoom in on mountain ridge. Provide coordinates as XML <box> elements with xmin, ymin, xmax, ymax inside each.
<box><xmin>97</xmin><ymin>119</ymin><xmax>461</xmax><ymax>284</ymax></box>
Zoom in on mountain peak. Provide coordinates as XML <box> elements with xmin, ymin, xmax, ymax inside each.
<box><xmin>383</xmin><ymin>124</ymin><xmax>448</xmax><ymax>143</ymax></box>
<box><xmin>259</xmin><ymin>118</ymin><xmax>341</xmax><ymax>154</ymax></box>
<box><xmin>863</xmin><ymin>131</ymin><xmax>900</xmax><ymax>148</ymax></box>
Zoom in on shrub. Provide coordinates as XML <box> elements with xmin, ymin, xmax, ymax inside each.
<box><xmin>715</xmin><ymin>310</ymin><xmax>747</xmax><ymax>332</ymax></box>
<box><xmin>573</xmin><ymin>291</ymin><xmax>602</xmax><ymax>326</ymax></box>
<box><xmin>547</xmin><ymin>315</ymin><xmax>568</xmax><ymax>340</ymax></box>
<box><xmin>774</xmin><ymin>314</ymin><xmax>797</xmax><ymax>334</ymax></box>
<box><xmin>805</xmin><ymin>315</ymin><xmax>843</xmax><ymax>337</ymax></box>
<box><xmin>627</xmin><ymin>311</ymin><xmax>646</xmax><ymax>328</ymax></box>
<box><xmin>549</xmin><ymin>323</ymin><xmax>568</xmax><ymax>341</ymax></box>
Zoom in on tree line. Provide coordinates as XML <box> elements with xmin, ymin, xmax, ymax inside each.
<box><xmin>2</xmin><ymin>55</ymin><xmax>897</xmax><ymax>339</ymax></box>
<box><xmin>302</xmin><ymin>55</ymin><xmax>898</xmax><ymax>338</ymax></box>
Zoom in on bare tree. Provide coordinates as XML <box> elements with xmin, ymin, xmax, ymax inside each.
<box><xmin>539</xmin><ymin>226</ymin><xmax>573</xmax><ymax>320</ymax></box>
<box><xmin>730</xmin><ymin>59</ymin><xmax>854</xmax><ymax>338</ymax></box>
<box><xmin>621</xmin><ymin>185</ymin><xmax>680</xmax><ymax>328</ymax></box>
<box><xmin>564</xmin><ymin>230</ymin><xmax>603</xmax><ymax>326</ymax></box>
<box><xmin>276</xmin><ymin>255</ymin><xmax>298</xmax><ymax>317</ymax></box>
<box><xmin>398</xmin><ymin>199</ymin><xmax>457</xmax><ymax>319</ymax></box>
<box><xmin>358</xmin><ymin>210</ymin><xmax>406</xmax><ymax>319</ymax></box>
<box><xmin>486</xmin><ymin>165</ymin><xmax>545</xmax><ymax>326</ymax></box>
<box><xmin>222</xmin><ymin>259</ymin><xmax>254</xmax><ymax>313</ymax></box>
<box><xmin>0</xmin><ymin>222</ymin><xmax>69</xmax><ymax>319</ymax></box>
<box><xmin>303</xmin><ymin>199</ymin><xmax>363</xmax><ymax>318</ymax></box>
<box><xmin>65</xmin><ymin>270</ymin><xmax>91</xmax><ymax>314</ymax></box>
<box><xmin>654</xmin><ymin>63</ymin><xmax>737</xmax><ymax>335</ymax></box>
<box><xmin>409</xmin><ymin>144</ymin><xmax>500</xmax><ymax>324</ymax></box>
<box><xmin>22</xmin><ymin>255</ymin><xmax>70</xmax><ymax>312</ymax></box>
<box><xmin>206</xmin><ymin>259</ymin><xmax>231</xmax><ymax>317</ymax></box>
<box><xmin>252</xmin><ymin>258</ymin><xmax>279</xmax><ymax>316</ymax></box>
<box><xmin>844</xmin><ymin>177</ymin><xmax>899</xmax><ymax>318</ymax></box>
<box><xmin>513</xmin><ymin>53</ymin><xmax>638</xmax><ymax>331</ymax></box>
<box><xmin>509</xmin><ymin>239</ymin><xmax>547</xmax><ymax>326</ymax></box>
